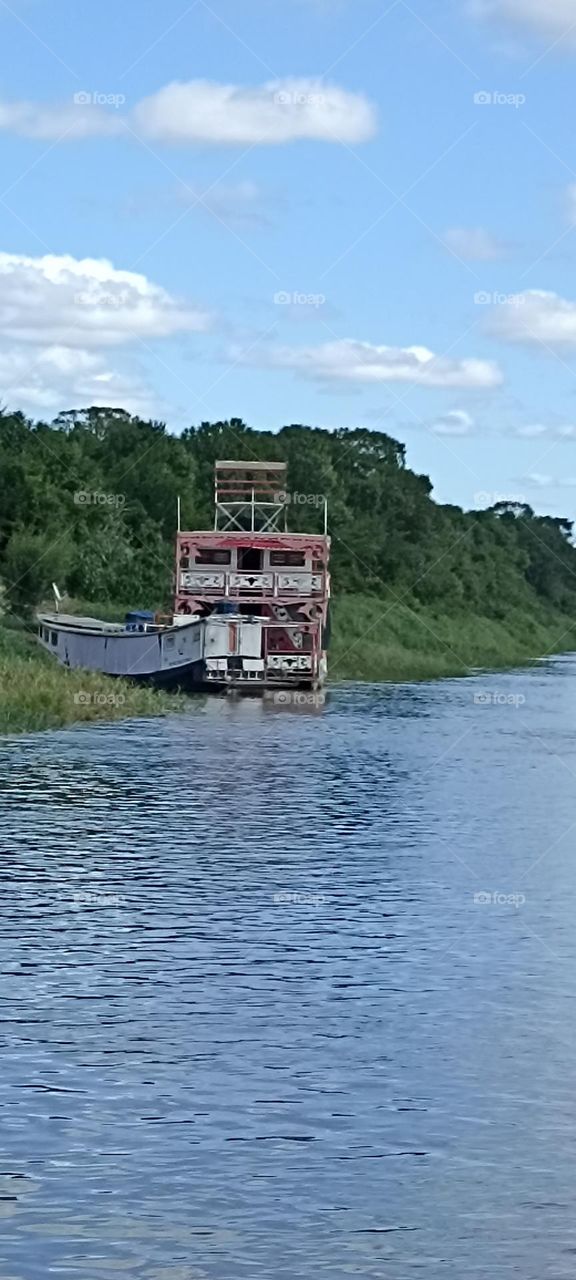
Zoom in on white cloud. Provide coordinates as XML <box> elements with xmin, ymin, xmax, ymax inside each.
<box><xmin>523</xmin><ymin>470</ymin><xmax>576</xmax><ymax>487</ymax></box>
<box><xmin>0</xmin><ymin>251</ymin><xmax>210</xmax><ymax>347</ymax></box>
<box><xmin>442</xmin><ymin>227</ymin><xmax>507</xmax><ymax>261</ymax></box>
<box><xmin>515</xmin><ymin>422</ymin><xmax>576</xmax><ymax>438</ymax></box>
<box><xmin>470</xmin><ymin>0</ymin><xmax>576</xmax><ymax>39</ymax></box>
<box><xmin>0</xmin><ymin>99</ymin><xmax>123</xmax><ymax>141</ymax></box>
<box><xmin>432</xmin><ymin>409</ymin><xmax>476</xmax><ymax>434</ymax></box>
<box><xmin>240</xmin><ymin>338</ymin><xmax>503</xmax><ymax>388</ymax></box>
<box><xmin>134</xmin><ymin>79</ymin><xmax>375</xmax><ymax>145</ymax></box>
<box><xmin>490</xmin><ymin>289</ymin><xmax>576</xmax><ymax>346</ymax></box>
<box><xmin>0</xmin><ymin>78</ymin><xmax>376</xmax><ymax>146</ymax></box>
<box><xmin>0</xmin><ymin>346</ymin><xmax>162</xmax><ymax>418</ymax></box>
<box><xmin>0</xmin><ymin>251</ymin><xmax>209</xmax><ymax>419</ymax></box>
<box><xmin>515</xmin><ymin>423</ymin><xmax>548</xmax><ymax>437</ymax></box>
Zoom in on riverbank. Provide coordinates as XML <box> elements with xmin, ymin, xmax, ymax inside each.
<box><xmin>1</xmin><ymin>596</ymin><xmax>575</xmax><ymax>734</ymax></box>
<box><xmin>331</xmin><ymin>594</ymin><xmax>576</xmax><ymax>681</ymax></box>
<box><xmin>0</xmin><ymin>622</ymin><xmax>183</xmax><ymax>734</ymax></box>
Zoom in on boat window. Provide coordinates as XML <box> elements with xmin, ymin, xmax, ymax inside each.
<box><xmin>270</xmin><ymin>551</ymin><xmax>306</xmax><ymax>567</ymax></box>
<box><xmin>195</xmin><ymin>549</ymin><xmax>231</xmax><ymax>565</ymax></box>
<box><xmin>50</xmin><ymin>632</ymin><xmax>58</xmax><ymax>645</ymax></box>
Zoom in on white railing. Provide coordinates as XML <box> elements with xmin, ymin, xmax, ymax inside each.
<box><xmin>276</xmin><ymin>573</ymin><xmax>322</xmax><ymax>592</ymax></box>
<box><xmin>180</xmin><ymin>571</ymin><xmax>226</xmax><ymax>590</ymax></box>
<box><xmin>266</xmin><ymin>654</ymin><xmax>313</xmax><ymax>671</ymax></box>
<box><xmin>229</xmin><ymin>572</ymin><xmax>274</xmax><ymax>590</ymax></box>
<box><xmin>179</xmin><ymin>570</ymin><xmax>324</xmax><ymax>595</ymax></box>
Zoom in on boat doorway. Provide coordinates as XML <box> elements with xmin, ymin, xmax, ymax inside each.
<box><xmin>238</xmin><ymin>548</ymin><xmax>263</xmax><ymax>572</ymax></box>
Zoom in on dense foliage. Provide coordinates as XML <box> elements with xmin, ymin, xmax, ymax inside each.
<box><xmin>1</xmin><ymin>405</ymin><xmax>575</xmax><ymax>621</ymax></box>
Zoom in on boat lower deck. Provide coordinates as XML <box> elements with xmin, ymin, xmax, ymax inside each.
<box><xmin>36</xmin><ymin>612</ymin><xmax>325</xmax><ymax>693</ymax></box>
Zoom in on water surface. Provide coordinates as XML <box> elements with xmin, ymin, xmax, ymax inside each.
<box><xmin>3</xmin><ymin>665</ymin><xmax>576</xmax><ymax>1278</ymax></box>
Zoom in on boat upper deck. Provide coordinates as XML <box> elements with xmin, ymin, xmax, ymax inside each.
<box><xmin>175</xmin><ymin>532</ymin><xmax>330</xmax><ymax>607</ymax></box>
<box><xmin>175</xmin><ymin>460</ymin><xmax>330</xmax><ymax>616</ymax></box>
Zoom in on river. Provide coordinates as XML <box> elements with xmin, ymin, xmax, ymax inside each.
<box><xmin>2</xmin><ymin>663</ymin><xmax>576</xmax><ymax>1279</ymax></box>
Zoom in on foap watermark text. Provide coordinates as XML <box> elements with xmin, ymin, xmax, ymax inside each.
<box><xmin>274</xmin><ymin>891</ymin><xmax>327</xmax><ymax>907</ymax></box>
<box><xmin>74</xmin><ymin>490</ymin><xmax>126</xmax><ymax>509</ymax></box>
<box><xmin>274</xmin><ymin>489</ymin><xmax>325</xmax><ymax>509</ymax></box>
<box><xmin>274</xmin><ymin>90</ymin><xmax>325</xmax><ymax>107</ymax></box>
<box><xmin>474</xmin><ymin>692</ymin><xmax>526</xmax><ymax>708</ymax></box>
<box><xmin>74</xmin><ymin>90</ymin><xmax>125</xmax><ymax>109</ymax></box>
<box><xmin>74</xmin><ymin>691</ymin><xmax>126</xmax><ymax>708</ymax></box>
<box><xmin>474</xmin><ymin>90</ymin><xmax>526</xmax><ymax>109</ymax></box>
<box><xmin>474</xmin><ymin>891</ymin><xmax>526</xmax><ymax>908</ymax></box>
<box><xmin>474</xmin><ymin>292</ymin><xmax>525</xmax><ymax>307</ymax></box>
<box><xmin>474</xmin><ymin>491</ymin><xmax>526</xmax><ymax>508</ymax></box>
<box><xmin>75</xmin><ymin>289</ymin><xmax>132</xmax><ymax>309</ymax></box>
<box><xmin>271</xmin><ymin>690</ymin><xmax>326</xmax><ymax>708</ymax></box>
<box><xmin>71</xmin><ymin>890</ymin><xmax>125</xmax><ymax>909</ymax></box>
<box><xmin>274</xmin><ymin>290</ymin><xmax>326</xmax><ymax>308</ymax></box>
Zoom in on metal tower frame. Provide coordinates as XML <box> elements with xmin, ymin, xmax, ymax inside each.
<box><xmin>214</xmin><ymin>461</ymin><xmax>289</xmax><ymax>532</ymax></box>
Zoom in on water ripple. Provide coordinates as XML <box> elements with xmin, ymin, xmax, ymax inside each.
<box><xmin>2</xmin><ymin>670</ymin><xmax>576</xmax><ymax>1277</ymax></box>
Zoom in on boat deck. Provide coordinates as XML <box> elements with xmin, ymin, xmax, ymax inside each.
<box><xmin>38</xmin><ymin>613</ymin><xmax>127</xmax><ymax>634</ymax></box>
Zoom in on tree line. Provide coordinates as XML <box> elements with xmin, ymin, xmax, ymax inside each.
<box><xmin>1</xmin><ymin>404</ymin><xmax>575</xmax><ymax>619</ymax></box>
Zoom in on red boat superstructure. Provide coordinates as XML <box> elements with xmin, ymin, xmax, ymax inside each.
<box><xmin>174</xmin><ymin>461</ymin><xmax>331</xmax><ymax>688</ymax></box>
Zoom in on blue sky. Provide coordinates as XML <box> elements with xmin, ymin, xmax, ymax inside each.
<box><xmin>2</xmin><ymin>0</ymin><xmax>576</xmax><ymax>517</ymax></box>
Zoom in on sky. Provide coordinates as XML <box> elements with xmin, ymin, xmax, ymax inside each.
<box><xmin>2</xmin><ymin>0</ymin><xmax>576</xmax><ymax>517</ymax></box>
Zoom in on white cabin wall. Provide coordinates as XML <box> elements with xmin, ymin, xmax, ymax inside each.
<box><xmin>238</xmin><ymin>622</ymin><xmax>263</xmax><ymax>658</ymax></box>
<box><xmin>204</xmin><ymin>618</ymin><xmax>262</xmax><ymax>659</ymax></box>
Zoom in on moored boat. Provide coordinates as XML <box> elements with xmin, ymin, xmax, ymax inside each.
<box><xmin>37</xmin><ymin>461</ymin><xmax>331</xmax><ymax>693</ymax></box>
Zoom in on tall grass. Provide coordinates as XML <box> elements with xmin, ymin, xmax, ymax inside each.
<box><xmin>0</xmin><ymin>620</ymin><xmax>184</xmax><ymax>734</ymax></box>
<box><xmin>330</xmin><ymin>594</ymin><xmax>576</xmax><ymax>682</ymax></box>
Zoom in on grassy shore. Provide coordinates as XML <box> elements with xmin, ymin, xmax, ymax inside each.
<box><xmin>330</xmin><ymin>594</ymin><xmax>576</xmax><ymax>682</ymax></box>
<box><xmin>1</xmin><ymin>594</ymin><xmax>575</xmax><ymax>735</ymax></box>
<box><xmin>0</xmin><ymin>621</ymin><xmax>184</xmax><ymax>735</ymax></box>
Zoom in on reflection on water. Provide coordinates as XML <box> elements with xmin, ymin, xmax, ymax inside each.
<box><xmin>3</xmin><ymin>664</ymin><xmax>576</xmax><ymax>1277</ymax></box>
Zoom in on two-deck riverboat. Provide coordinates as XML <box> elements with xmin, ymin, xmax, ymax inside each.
<box><xmin>37</xmin><ymin>461</ymin><xmax>331</xmax><ymax>692</ymax></box>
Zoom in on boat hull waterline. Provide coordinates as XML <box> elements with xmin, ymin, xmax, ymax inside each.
<box><xmin>37</xmin><ymin>613</ymin><xmax>323</xmax><ymax>692</ymax></box>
